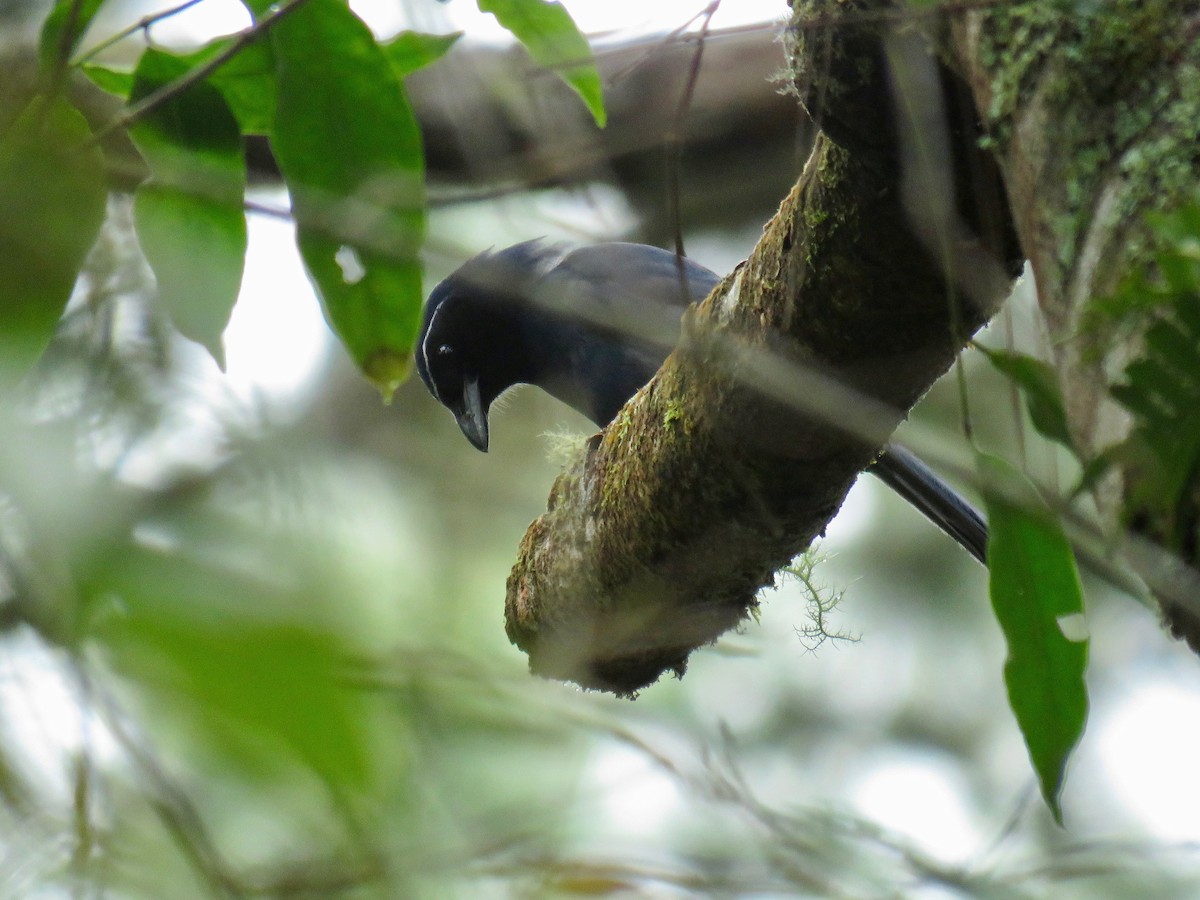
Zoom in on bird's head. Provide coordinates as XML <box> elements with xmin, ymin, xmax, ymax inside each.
<box><xmin>416</xmin><ymin>281</ymin><xmax>502</xmax><ymax>451</ymax></box>
<box><xmin>416</xmin><ymin>241</ymin><xmax>561</xmax><ymax>451</ymax></box>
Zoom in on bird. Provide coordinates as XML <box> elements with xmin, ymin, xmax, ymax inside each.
<box><xmin>416</xmin><ymin>239</ymin><xmax>988</xmax><ymax>565</ymax></box>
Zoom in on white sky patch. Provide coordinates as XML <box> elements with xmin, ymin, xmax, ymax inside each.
<box><xmin>586</xmin><ymin>742</ymin><xmax>681</xmax><ymax>836</ymax></box>
<box><xmin>0</xmin><ymin>633</ymin><xmax>119</xmax><ymax>802</ymax></box>
<box><xmin>335</xmin><ymin>245</ymin><xmax>366</xmax><ymax>284</ymax></box>
<box><xmin>824</xmin><ymin>476</ymin><xmax>877</xmax><ymax>544</ymax></box>
<box><xmin>1057</xmin><ymin>612</ymin><xmax>1089</xmax><ymax>643</ymax></box>
<box><xmin>1099</xmin><ymin>679</ymin><xmax>1200</xmax><ymax>842</ymax></box>
<box><xmin>850</xmin><ymin>752</ymin><xmax>981</xmax><ymax>864</ymax></box>
<box><xmin>433</xmin><ymin>0</ymin><xmax>785</xmax><ymax>46</ymax></box>
<box><xmin>89</xmin><ymin>0</ymin><xmax>783</xmax><ymax>55</ymax></box>
<box><xmin>222</xmin><ymin>212</ymin><xmax>332</xmax><ymax>409</ymax></box>
<box><xmin>128</xmin><ymin>0</ymin><xmax>252</xmax><ymax>49</ymax></box>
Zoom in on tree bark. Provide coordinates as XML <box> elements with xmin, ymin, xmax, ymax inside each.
<box><xmin>504</xmin><ymin>0</ymin><xmax>1021</xmax><ymax>694</ymax></box>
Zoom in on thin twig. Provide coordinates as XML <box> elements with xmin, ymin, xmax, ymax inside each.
<box><xmin>88</xmin><ymin>0</ymin><xmax>312</xmax><ymax>144</ymax></box>
<box><xmin>69</xmin><ymin>664</ymin><xmax>95</xmax><ymax>897</ymax></box>
<box><xmin>244</xmin><ymin>198</ymin><xmax>292</xmax><ymax>220</ymax></box>
<box><xmin>74</xmin><ymin>0</ymin><xmax>208</xmax><ymax>67</ymax></box>
<box><xmin>666</xmin><ymin>0</ymin><xmax>718</xmax><ymax>259</ymax></box>
<box><xmin>93</xmin><ymin>683</ymin><xmax>245</xmax><ymax>898</ymax></box>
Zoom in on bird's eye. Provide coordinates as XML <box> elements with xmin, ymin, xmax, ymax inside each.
<box><xmin>431</xmin><ymin>343</ymin><xmax>464</xmax><ymax>393</ymax></box>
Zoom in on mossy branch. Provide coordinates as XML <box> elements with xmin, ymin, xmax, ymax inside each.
<box><xmin>504</xmin><ymin>0</ymin><xmax>1019</xmax><ymax>694</ymax></box>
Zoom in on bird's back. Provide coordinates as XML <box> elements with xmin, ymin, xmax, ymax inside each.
<box><xmin>535</xmin><ymin>244</ymin><xmax>722</xmax><ymax>424</ymax></box>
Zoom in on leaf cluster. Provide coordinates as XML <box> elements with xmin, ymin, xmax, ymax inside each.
<box><xmin>0</xmin><ymin>0</ymin><xmax>609</xmax><ymax>890</ymax></box>
<box><xmin>5</xmin><ymin>0</ymin><xmax>606</xmax><ymax>398</ymax></box>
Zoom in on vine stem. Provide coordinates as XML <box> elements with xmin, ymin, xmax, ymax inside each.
<box><xmin>666</xmin><ymin>0</ymin><xmax>718</xmax><ymax>259</ymax></box>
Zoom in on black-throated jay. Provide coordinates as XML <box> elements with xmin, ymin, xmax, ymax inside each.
<box><xmin>416</xmin><ymin>240</ymin><xmax>987</xmax><ymax>564</ymax></box>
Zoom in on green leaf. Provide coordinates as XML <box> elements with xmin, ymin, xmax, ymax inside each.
<box><xmin>82</xmin><ymin>64</ymin><xmax>133</xmax><ymax>98</ymax></box>
<box><xmin>248</xmin><ymin>0</ymin><xmax>425</xmax><ymax>398</ymax></box>
<box><xmin>130</xmin><ymin>49</ymin><xmax>248</xmax><ymax>368</ymax></box>
<box><xmin>976</xmin><ymin>346</ymin><xmax>1075</xmax><ymax>451</ymax></box>
<box><xmin>0</xmin><ymin>98</ymin><xmax>107</xmax><ymax>378</ymax></box>
<box><xmin>90</xmin><ymin>543</ymin><xmax>372</xmax><ymax>791</ymax></box>
<box><xmin>38</xmin><ymin>0</ymin><xmax>107</xmax><ymax>74</ymax></box>
<box><xmin>381</xmin><ymin>30</ymin><xmax>463</xmax><ymax>79</ymax></box>
<box><xmin>1144</xmin><ymin>319</ymin><xmax>1200</xmax><ymax>389</ymax></box>
<box><xmin>86</xmin><ymin>42</ymin><xmax>277</xmax><ymax>134</ymax></box>
<box><xmin>980</xmin><ymin>453</ymin><xmax>1089</xmax><ymax>825</ymax></box>
<box><xmin>477</xmin><ymin>0</ymin><xmax>606</xmax><ymax>127</ymax></box>
<box><xmin>170</xmin><ymin>38</ymin><xmax>278</xmax><ymax>136</ymax></box>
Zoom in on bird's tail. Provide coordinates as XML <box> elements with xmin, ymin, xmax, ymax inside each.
<box><xmin>868</xmin><ymin>445</ymin><xmax>988</xmax><ymax>566</ymax></box>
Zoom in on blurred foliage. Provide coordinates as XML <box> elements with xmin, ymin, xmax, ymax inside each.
<box><xmin>130</xmin><ymin>46</ymin><xmax>246</xmax><ymax>366</ymax></box>
<box><xmin>476</xmin><ymin>0</ymin><xmax>606</xmax><ymax>128</ymax></box>
<box><xmin>0</xmin><ymin>96</ymin><xmax>106</xmax><ymax>378</ymax></box>
<box><xmin>0</xmin><ymin>227</ymin><xmax>1186</xmax><ymax>897</ymax></box>
<box><xmin>1101</xmin><ymin>203</ymin><xmax>1200</xmax><ymax>551</ymax></box>
<box><xmin>56</xmin><ymin>0</ymin><xmax>604</xmax><ymax>399</ymax></box>
<box><xmin>977</xmin><ymin>344</ymin><xmax>1076</xmax><ymax>454</ymax></box>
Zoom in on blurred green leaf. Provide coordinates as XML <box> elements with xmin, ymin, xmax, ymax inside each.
<box><xmin>1104</xmin><ymin>217</ymin><xmax>1200</xmax><ymax>548</ymax></box>
<box><xmin>91</xmin><ymin>542</ymin><xmax>372</xmax><ymax>792</ymax></box>
<box><xmin>1081</xmin><ymin>201</ymin><xmax>1200</xmax><ymax>357</ymax></box>
<box><xmin>39</xmin><ymin>0</ymin><xmax>107</xmax><ymax>74</ymax></box>
<box><xmin>976</xmin><ymin>346</ymin><xmax>1076</xmax><ymax>451</ymax></box>
<box><xmin>130</xmin><ymin>49</ymin><xmax>247</xmax><ymax>368</ymax></box>
<box><xmin>980</xmin><ymin>453</ymin><xmax>1088</xmax><ymax>825</ymax></box>
<box><xmin>82</xmin><ymin>63</ymin><xmax>133</xmax><ymax>98</ymax></box>
<box><xmin>245</xmin><ymin>0</ymin><xmax>425</xmax><ymax>399</ymax></box>
<box><xmin>381</xmin><ymin>30</ymin><xmax>463</xmax><ymax>79</ymax></box>
<box><xmin>171</xmin><ymin>38</ymin><xmax>277</xmax><ymax>136</ymax></box>
<box><xmin>0</xmin><ymin>98</ymin><xmax>107</xmax><ymax>377</ymax></box>
<box><xmin>477</xmin><ymin>0</ymin><xmax>607</xmax><ymax>127</ymax></box>
<box><xmin>1070</xmin><ymin>445</ymin><xmax>1117</xmax><ymax>499</ymax></box>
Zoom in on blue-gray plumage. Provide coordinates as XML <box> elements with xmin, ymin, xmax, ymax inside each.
<box><xmin>416</xmin><ymin>240</ymin><xmax>987</xmax><ymax>564</ymax></box>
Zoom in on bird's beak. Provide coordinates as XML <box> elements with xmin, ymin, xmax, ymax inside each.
<box><xmin>456</xmin><ymin>376</ymin><xmax>489</xmax><ymax>452</ymax></box>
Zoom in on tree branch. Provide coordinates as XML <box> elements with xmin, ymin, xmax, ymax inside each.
<box><xmin>503</xmin><ymin>0</ymin><xmax>1020</xmax><ymax>695</ymax></box>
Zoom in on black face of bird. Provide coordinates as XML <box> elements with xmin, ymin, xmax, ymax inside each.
<box><xmin>416</xmin><ymin>241</ymin><xmax>718</xmax><ymax>451</ymax></box>
<box><xmin>418</xmin><ymin>282</ymin><xmax>508</xmax><ymax>452</ymax></box>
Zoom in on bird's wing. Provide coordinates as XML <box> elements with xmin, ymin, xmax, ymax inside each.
<box><xmin>535</xmin><ymin>243</ymin><xmax>721</xmax><ymax>349</ymax></box>
<box><xmin>552</xmin><ymin>243</ymin><xmax>721</xmax><ymax>309</ymax></box>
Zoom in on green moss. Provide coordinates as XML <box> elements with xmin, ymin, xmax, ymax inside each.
<box><xmin>980</xmin><ymin>0</ymin><xmax>1200</xmax><ymax>278</ymax></box>
<box><xmin>977</xmin><ymin>4</ymin><xmax>1064</xmax><ymax>146</ymax></box>
<box><xmin>662</xmin><ymin>398</ymin><xmax>685</xmax><ymax>430</ymax></box>
<box><xmin>805</xmin><ymin>207</ymin><xmax>828</xmax><ymax>228</ymax></box>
